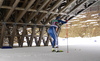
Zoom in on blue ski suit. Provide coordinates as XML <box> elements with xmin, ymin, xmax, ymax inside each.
<box><xmin>48</xmin><ymin>19</ymin><xmax>67</xmax><ymax>48</ymax></box>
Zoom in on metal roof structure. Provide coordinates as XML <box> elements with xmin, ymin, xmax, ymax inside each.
<box><xmin>0</xmin><ymin>0</ymin><xmax>99</xmax><ymax>48</ymax></box>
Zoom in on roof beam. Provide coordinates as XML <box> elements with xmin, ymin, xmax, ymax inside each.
<box><xmin>0</xmin><ymin>22</ymin><xmax>51</xmax><ymax>27</ymax></box>
<box><xmin>4</xmin><ymin>0</ymin><xmax>20</xmax><ymax>22</ymax></box>
<box><xmin>16</xmin><ymin>0</ymin><xmax>35</xmax><ymax>22</ymax></box>
<box><xmin>0</xmin><ymin>0</ymin><xmax>3</xmax><ymax>8</ymax></box>
<box><xmin>1</xmin><ymin>6</ymin><xmax>67</xmax><ymax>16</ymax></box>
<box><xmin>21</xmin><ymin>0</ymin><xmax>28</xmax><ymax>8</ymax></box>
<box><xmin>66</xmin><ymin>0</ymin><xmax>99</xmax><ymax>20</ymax></box>
<box><xmin>59</xmin><ymin>0</ymin><xmax>86</xmax><ymax>20</ymax></box>
<box><xmin>35</xmin><ymin>0</ymin><xmax>63</xmax><ymax>24</ymax></box>
<box><xmin>9</xmin><ymin>0</ymin><xmax>15</xmax><ymax>6</ymax></box>
<box><xmin>68</xmin><ymin>0</ymin><xmax>86</xmax><ymax>14</ymax></box>
<box><xmin>26</xmin><ymin>0</ymin><xmax>49</xmax><ymax>23</ymax></box>
<box><xmin>31</xmin><ymin>0</ymin><xmax>39</xmax><ymax>9</ymax></box>
<box><xmin>45</xmin><ymin>14</ymin><xmax>56</xmax><ymax>24</ymax></box>
<box><xmin>44</xmin><ymin>0</ymin><xmax>74</xmax><ymax>24</ymax></box>
<box><xmin>49</xmin><ymin>0</ymin><xmax>63</xmax><ymax>12</ymax></box>
<box><xmin>58</xmin><ymin>0</ymin><xmax>74</xmax><ymax>13</ymax></box>
<box><xmin>38</xmin><ymin>0</ymin><xmax>49</xmax><ymax>11</ymax></box>
<box><xmin>44</xmin><ymin>0</ymin><xmax>52</xmax><ymax>10</ymax></box>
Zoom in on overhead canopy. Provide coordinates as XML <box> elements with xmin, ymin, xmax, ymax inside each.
<box><xmin>0</xmin><ymin>0</ymin><xmax>99</xmax><ymax>25</ymax></box>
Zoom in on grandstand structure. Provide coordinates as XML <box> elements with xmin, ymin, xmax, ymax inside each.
<box><xmin>0</xmin><ymin>0</ymin><xmax>99</xmax><ymax>47</ymax></box>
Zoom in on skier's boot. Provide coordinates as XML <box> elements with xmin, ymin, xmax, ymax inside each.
<box><xmin>56</xmin><ymin>50</ymin><xmax>63</xmax><ymax>52</ymax></box>
<box><xmin>52</xmin><ymin>48</ymin><xmax>56</xmax><ymax>52</ymax></box>
<box><xmin>52</xmin><ymin>50</ymin><xmax>56</xmax><ymax>52</ymax></box>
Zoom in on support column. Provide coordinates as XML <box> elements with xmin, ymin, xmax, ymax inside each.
<box><xmin>0</xmin><ymin>23</ymin><xmax>6</xmax><ymax>48</ymax></box>
<box><xmin>29</xmin><ymin>26</ymin><xmax>36</xmax><ymax>47</ymax></box>
<box><xmin>16</xmin><ymin>29</ymin><xmax>21</xmax><ymax>47</ymax></box>
<box><xmin>34</xmin><ymin>36</ymin><xmax>38</xmax><ymax>46</ymax></box>
<box><xmin>7</xmin><ymin>27</ymin><xmax>11</xmax><ymax>46</ymax></box>
<box><xmin>37</xmin><ymin>26</ymin><xmax>45</xmax><ymax>46</ymax></box>
<box><xmin>20</xmin><ymin>25</ymin><xmax>27</xmax><ymax>47</ymax></box>
<box><xmin>42</xmin><ymin>37</ymin><xmax>45</xmax><ymax>45</ymax></box>
<box><xmin>26</xmin><ymin>35</ymin><xmax>30</xmax><ymax>47</ymax></box>
<box><xmin>10</xmin><ymin>24</ymin><xmax>17</xmax><ymax>47</ymax></box>
<box><xmin>44</xmin><ymin>34</ymin><xmax>51</xmax><ymax>46</ymax></box>
<box><xmin>25</xmin><ymin>27</ymin><xmax>30</xmax><ymax>46</ymax></box>
<box><xmin>50</xmin><ymin>37</ymin><xmax>53</xmax><ymax>45</ymax></box>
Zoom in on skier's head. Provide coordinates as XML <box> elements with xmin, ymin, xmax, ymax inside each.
<box><xmin>56</xmin><ymin>16</ymin><xmax>60</xmax><ymax>20</ymax></box>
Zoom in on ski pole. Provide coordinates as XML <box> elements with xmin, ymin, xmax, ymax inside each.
<box><xmin>66</xmin><ymin>21</ymin><xmax>69</xmax><ymax>53</ymax></box>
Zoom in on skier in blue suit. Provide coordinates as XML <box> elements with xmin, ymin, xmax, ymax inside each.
<box><xmin>48</xmin><ymin>16</ymin><xmax>68</xmax><ymax>52</ymax></box>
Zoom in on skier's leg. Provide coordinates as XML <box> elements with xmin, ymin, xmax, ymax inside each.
<box><xmin>53</xmin><ymin>27</ymin><xmax>58</xmax><ymax>48</ymax></box>
<box><xmin>48</xmin><ymin>27</ymin><xmax>56</xmax><ymax>52</ymax></box>
<box><xmin>53</xmin><ymin>27</ymin><xmax>63</xmax><ymax>52</ymax></box>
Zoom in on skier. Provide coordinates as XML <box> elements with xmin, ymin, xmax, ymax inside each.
<box><xmin>48</xmin><ymin>16</ymin><xmax>68</xmax><ymax>52</ymax></box>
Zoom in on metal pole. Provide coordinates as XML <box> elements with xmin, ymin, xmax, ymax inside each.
<box><xmin>66</xmin><ymin>22</ymin><xmax>69</xmax><ymax>53</ymax></box>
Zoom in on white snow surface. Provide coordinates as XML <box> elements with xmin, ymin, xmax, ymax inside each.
<box><xmin>0</xmin><ymin>36</ymin><xmax>100</xmax><ymax>61</ymax></box>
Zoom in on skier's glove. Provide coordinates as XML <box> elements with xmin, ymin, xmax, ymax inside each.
<box><xmin>66</xmin><ymin>20</ymin><xmax>68</xmax><ymax>22</ymax></box>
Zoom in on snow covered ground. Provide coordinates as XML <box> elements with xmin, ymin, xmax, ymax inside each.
<box><xmin>0</xmin><ymin>36</ymin><xmax>100</xmax><ymax>61</ymax></box>
<box><xmin>58</xmin><ymin>36</ymin><xmax>100</xmax><ymax>46</ymax></box>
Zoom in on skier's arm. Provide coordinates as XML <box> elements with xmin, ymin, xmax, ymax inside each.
<box><xmin>58</xmin><ymin>20</ymin><xmax>68</xmax><ymax>24</ymax></box>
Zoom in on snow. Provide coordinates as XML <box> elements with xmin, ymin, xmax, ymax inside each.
<box><xmin>90</xmin><ymin>22</ymin><xmax>98</xmax><ymax>24</ymax></box>
<box><xmin>80</xmin><ymin>20</ymin><xmax>97</xmax><ymax>23</ymax></box>
<box><xmin>1</xmin><ymin>36</ymin><xmax>100</xmax><ymax>61</ymax></box>
<box><xmin>91</xmin><ymin>14</ymin><xmax>98</xmax><ymax>17</ymax></box>
<box><xmin>58</xmin><ymin>36</ymin><xmax>100</xmax><ymax>46</ymax></box>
